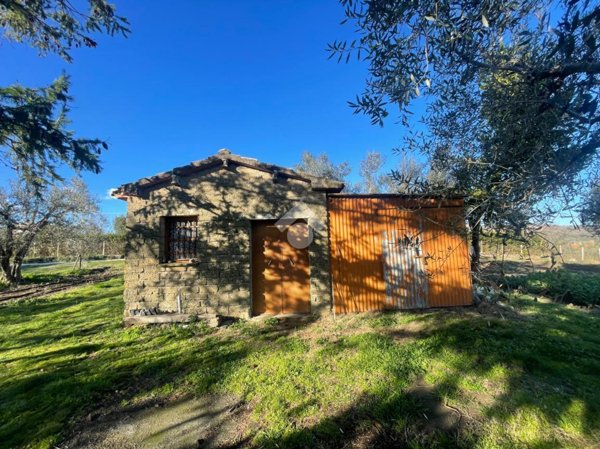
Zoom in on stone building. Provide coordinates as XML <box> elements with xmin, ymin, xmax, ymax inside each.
<box><xmin>114</xmin><ymin>149</ymin><xmax>474</xmax><ymax>324</ymax></box>
<box><xmin>113</xmin><ymin>149</ymin><xmax>344</xmax><ymax>321</ymax></box>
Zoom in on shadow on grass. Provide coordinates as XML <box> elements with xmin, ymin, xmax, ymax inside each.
<box><xmin>561</xmin><ymin>263</ymin><xmax>600</xmax><ymax>274</ymax></box>
<box><xmin>0</xmin><ymin>280</ymin><xmax>251</xmax><ymax>449</ymax></box>
<box><xmin>1</xmin><ymin>281</ymin><xmax>599</xmax><ymax>449</ymax></box>
<box><xmin>235</xmin><ymin>303</ymin><xmax>600</xmax><ymax>448</ymax></box>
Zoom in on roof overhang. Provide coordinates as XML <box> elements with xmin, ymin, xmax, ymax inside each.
<box><xmin>112</xmin><ymin>149</ymin><xmax>344</xmax><ymax>200</ymax></box>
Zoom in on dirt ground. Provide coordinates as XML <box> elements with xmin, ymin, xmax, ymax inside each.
<box><xmin>481</xmin><ymin>253</ymin><xmax>600</xmax><ymax>276</ymax></box>
<box><xmin>60</xmin><ymin>381</ymin><xmax>471</xmax><ymax>449</ymax></box>
<box><xmin>0</xmin><ymin>268</ymin><xmax>118</xmax><ymax>303</ymax></box>
<box><xmin>62</xmin><ymin>394</ymin><xmax>251</xmax><ymax>449</ymax></box>
<box><xmin>59</xmin><ymin>311</ymin><xmax>499</xmax><ymax>449</ymax></box>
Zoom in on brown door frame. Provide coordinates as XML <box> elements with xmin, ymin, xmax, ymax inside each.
<box><xmin>250</xmin><ymin>219</ymin><xmax>311</xmax><ymax>316</ymax></box>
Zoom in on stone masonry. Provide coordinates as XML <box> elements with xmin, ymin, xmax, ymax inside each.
<box><xmin>114</xmin><ymin>150</ymin><xmax>343</xmax><ymax>319</ymax></box>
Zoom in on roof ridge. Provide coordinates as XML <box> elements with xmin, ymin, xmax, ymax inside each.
<box><xmin>112</xmin><ymin>149</ymin><xmax>344</xmax><ymax>199</ymax></box>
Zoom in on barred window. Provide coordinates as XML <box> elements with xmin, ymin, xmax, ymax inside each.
<box><xmin>165</xmin><ymin>216</ymin><xmax>199</xmax><ymax>262</ymax></box>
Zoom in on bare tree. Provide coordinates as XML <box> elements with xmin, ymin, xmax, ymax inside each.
<box><xmin>0</xmin><ymin>178</ymin><xmax>98</xmax><ymax>285</ymax></box>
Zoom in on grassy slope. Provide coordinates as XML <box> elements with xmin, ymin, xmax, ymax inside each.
<box><xmin>0</xmin><ymin>260</ymin><xmax>125</xmax><ymax>291</ymax></box>
<box><xmin>0</xmin><ymin>274</ymin><xmax>599</xmax><ymax>448</ymax></box>
<box><xmin>20</xmin><ymin>259</ymin><xmax>124</xmax><ymax>283</ymax></box>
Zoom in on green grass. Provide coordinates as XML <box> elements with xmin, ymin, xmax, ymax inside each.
<box><xmin>19</xmin><ymin>259</ymin><xmax>124</xmax><ymax>284</ymax></box>
<box><xmin>1</xmin><ymin>273</ymin><xmax>599</xmax><ymax>448</ymax></box>
<box><xmin>504</xmin><ymin>269</ymin><xmax>600</xmax><ymax>306</ymax></box>
<box><xmin>0</xmin><ymin>259</ymin><xmax>123</xmax><ymax>293</ymax></box>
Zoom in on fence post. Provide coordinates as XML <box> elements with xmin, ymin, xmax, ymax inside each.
<box><xmin>581</xmin><ymin>245</ymin><xmax>585</xmax><ymax>262</ymax></box>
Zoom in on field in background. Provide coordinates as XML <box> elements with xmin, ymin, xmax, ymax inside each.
<box><xmin>1</xmin><ymin>263</ymin><xmax>599</xmax><ymax>448</ymax></box>
<box><xmin>22</xmin><ymin>259</ymin><xmax>124</xmax><ymax>277</ymax></box>
<box><xmin>0</xmin><ymin>260</ymin><xmax>124</xmax><ymax>294</ymax></box>
<box><xmin>481</xmin><ymin>225</ymin><xmax>600</xmax><ymax>276</ymax></box>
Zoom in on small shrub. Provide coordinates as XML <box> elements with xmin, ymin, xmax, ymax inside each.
<box><xmin>505</xmin><ymin>270</ymin><xmax>600</xmax><ymax>306</ymax></box>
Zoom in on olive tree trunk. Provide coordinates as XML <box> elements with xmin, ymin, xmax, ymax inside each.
<box><xmin>469</xmin><ymin>217</ymin><xmax>482</xmax><ymax>273</ymax></box>
<box><xmin>0</xmin><ymin>251</ymin><xmax>25</xmax><ymax>286</ymax></box>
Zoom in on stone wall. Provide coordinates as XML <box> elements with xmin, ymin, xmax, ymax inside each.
<box><xmin>123</xmin><ymin>164</ymin><xmax>332</xmax><ymax>319</ymax></box>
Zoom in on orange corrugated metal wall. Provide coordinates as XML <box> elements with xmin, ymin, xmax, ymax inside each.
<box><xmin>328</xmin><ymin>196</ymin><xmax>473</xmax><ymax>313</ymax></box>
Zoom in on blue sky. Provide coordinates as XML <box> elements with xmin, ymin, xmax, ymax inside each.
<box><xmin>1</xmin><ymin>0</ymin><xmax>419</xmax><ymax>222</ymax></box>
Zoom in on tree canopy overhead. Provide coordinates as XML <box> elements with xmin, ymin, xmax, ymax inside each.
<box><xmin>331</xmin><ymin>0</ymin><xmax>599</xmax><ymax>128</ymax></box>
<box><xmin>0</xmin><ymin>0</ymin><xmax>129</xmax><ymax>62</ymax></box>
<box><xmin>0</xmin><ymin>0</ymin><xmax>128</xmax><ymax>187</ymax></box>
<box><xmin>332</xmin><ymin>0</ymin><xmax>599</xmax><ymax>270</ymax></box>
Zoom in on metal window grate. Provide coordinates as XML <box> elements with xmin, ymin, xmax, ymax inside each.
<box><xmin>166</xmin><ymin>217</ymin><xmax>199</xmax><ymax>261</ymax></box>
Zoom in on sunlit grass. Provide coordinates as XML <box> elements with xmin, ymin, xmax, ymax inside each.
<box><xmin>1</xmin><ymin>272</ymin><xmax>599</xmax><ymax>448</ymax></box>
<box><xmin>19</xmin><ymin>259</ymin><xmax>124</xmax><ymax>284</ymax></box>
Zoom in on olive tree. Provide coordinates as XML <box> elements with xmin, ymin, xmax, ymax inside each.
<box><xmin>331</xmin><ymin>0</ymin><xmax>599</xmax><ymax>270</ymax></box>
<box><xmin>296</xmin><ymin>151</ymin><xmax>352</xmax><ymax>182</ymax></box>
<box><xmin>581</xmin><ymin>180</ymin><xmax>600</xmax><ymax>235</ymax></box>
<box><xmin>0</xmin><ymin>178</ymin><xmax>99</xmax><ymax>284</ymax></box>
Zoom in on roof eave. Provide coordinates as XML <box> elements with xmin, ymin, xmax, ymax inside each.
<box><xmin>112</xmin><ymin>152</ymin><xmax>345</xmax><ymax>198</ymax></box>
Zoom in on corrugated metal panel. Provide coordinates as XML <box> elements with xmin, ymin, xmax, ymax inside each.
<box><xmin>328</xmin><ymin>196</ymin><xmax>472</xmax><ymax>313</ymax></box>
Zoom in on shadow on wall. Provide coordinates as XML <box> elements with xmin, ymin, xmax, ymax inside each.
<box><xmin>330</xmin><ymin>198</ymin><xmax>473</xmax><ymax>314</ymax></box>
<box><xmin>124</xmin><ymin>163</ymin><xmax>332</xmax><ymax>317</ymax></box>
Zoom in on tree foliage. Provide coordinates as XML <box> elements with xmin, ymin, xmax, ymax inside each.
<box><xmin>332</xmin><ymin>0</ymin><xmax>599</xmax><ymax>128</ymax></box>
<box><xmin>0</xmin><ymin>0</ymin><xmax>129</xmax><ymax>62</ymax></box>
<box><xmin>332</xmin><ymin>0</ymin><xmax>600</xmax><ymax>270</ymax></box>
<box><xmin>581</xmin><ymin>180</ymin><xmax>600</xmax><ymax>235</ymax></box>
<box><xmin>296</xmin><ymin>151</ymin><xmax>352</xmax><ymax>183</ymax></box>
<box><xmin>113</xmin><ymin>215</ymin><xmax>126</xmax><ymax>237</ymax></box>
<box><xmin>0</xmin><ymin>0</ymin><xmax>128</xmax><ymax>186</ymax></box>
<box><xmin>0</xmin><ymin>75</ymin><xmax>106</xmax><ymax>189</ymax></box>
<box><xmin>297</xmin><ymin>150</ymin><xmax>433</xmax><ymax>194</ymax></box>
<box><xmin>0</xmin><ymin>177</ymin><xmax>99</xmax><ymax>284</ymax></box>
<box><xmin>358</xmin><ymin>151</ymin><xmax>387</xmax><ymax>193</ymax></box>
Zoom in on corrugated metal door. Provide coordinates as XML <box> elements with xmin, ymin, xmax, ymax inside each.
<box><xmin>328</xmin><ymin>196</ymin><xmax>472</xmax><ymax>313</ymax></box>
<box><xmin>251</xmin><ymin>221</ymin><xmax>311</xmax><ymax>315</ymax></box>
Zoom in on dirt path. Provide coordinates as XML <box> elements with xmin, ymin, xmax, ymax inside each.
<box><xmin>61</xmin><ymin>395</ymin><xmax>251</xmax><ymax>449</ymax></box>
<box><xmin>0</xmin><ymin>269</ymin><xmax>118</xmax><ymax>303</ymax></box>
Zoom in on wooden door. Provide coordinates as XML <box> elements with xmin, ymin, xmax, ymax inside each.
<box><xmin>251</xmin><ymin>221</ymin><xmax>310</xmax><ymax>315</ymax></box>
